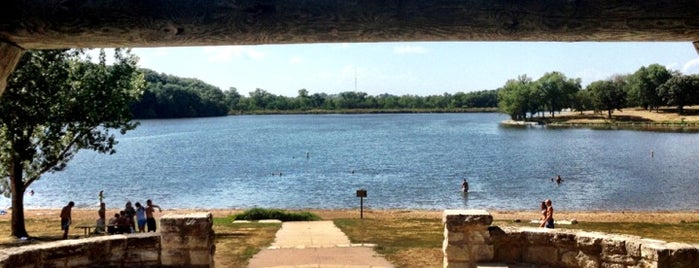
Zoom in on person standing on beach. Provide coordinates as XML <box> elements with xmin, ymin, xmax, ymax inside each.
<box><xmin>60</xmin><ymin>201</ymin><xmax>74</xmax><ymax>239</ymax></box>
<box><xmin>539</xmin><ymin>199</ymin><xmax>554</xmax><ymax>228</ymax></box>
<box><xmin>145</xmin><ymin>199</ymin><xmax>162</xmax><ymax>232</ymax></box>
<box><xmin>124</xmin><ymin>201</ymin><xmax>136</xmax><ymax>233</ymax></box>
<box><xmin>96</xmin><ymin>202</ymin><xmax>106</xmax><ymax>234</ymax></box>
<box><xmin>135</xmin><ymin>202</ymin><xmax>147</xmax><ymax>233</ymax></box>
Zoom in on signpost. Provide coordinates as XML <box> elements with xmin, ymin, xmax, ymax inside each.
<box><xmin>356</xmin><ymin>189</ymin><xmax>367</xmax><ymax>219</ymax></box>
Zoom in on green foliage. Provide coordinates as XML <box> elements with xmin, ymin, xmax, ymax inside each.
<box><xmin>587</xmin><ymin>77</ymin><xmax>627</xmax><ymax>118</ymax></box>
<box><xmin>0</xmin><ymin>49</ymin><xmax>144</xmax><ymax>237</ymax></box>
<box><xmin>535</xmin><ymin>72</ymin><xmax>581</xmax><ymax>118</ymax></box>
<box><xmin>498</xmin><ymin>75</ymin><xmax>535</xmax><ymax>120</ymax></box>
<box><xmin>131</xmin><ymin>69</ymin><xmax>228</xmax><ymax>118</ymax></box>
<box><xmin>658</xmin><ymin>74</ymin><xmax>699</xmax><ymax>114</ymax></box>
<box><xmin>128</xmin><ymin>70</ymin><xmax>500</xmax><ymax>118</ymax></box>
<box><xmin>233</xmin><ymin>208</ymin><xmax>321</xmax><ymax>221</ymax></box>
<box><xmin>627</xmin><ymin>64</ymin><xmax>672</xmax><ymax>110</ymax></box>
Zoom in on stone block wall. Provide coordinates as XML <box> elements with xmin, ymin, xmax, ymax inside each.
<box><xmin>160</xmin><ymin>212</ymin><xmax>215</xmax><ymax>267</ymax></box>
<box><xmin>490</xmin><ymin>226</ymin><xmax>699</xmax><ymax>268</ymax></box>
<box><xmin>0</xmin><ymin>233</ymin><xmax>161</xmax><ymax>267</ymax></box>
<box><xmin>443</xmin><ymin>210</ymin><xmax>699</xmax><ymax>268</ymax></box>
<box><xmin>0</xmin><ymin>213</ymin><xmax>214</xmax><ymax>268</ymax></box>
<box><xmin>443</xmin><ymin>209</ymin><xmax>494</xmax><ymax>268</ymax></box>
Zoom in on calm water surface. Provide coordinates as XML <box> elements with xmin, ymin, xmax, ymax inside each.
<box><xmin>14</xmin><ymin>113</ymin><xmax>699</xmax><ymax>211</ymax></box>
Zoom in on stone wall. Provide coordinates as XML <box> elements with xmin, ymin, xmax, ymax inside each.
<box><xmin>0</xmin><ymin>212</ymin><xmax>214</xmax><ymax>268</ymax></box>
<box><xmin>0</xmin><ymin>233</ymin><xmax>161</xmax><ymax>267</ymax></box>
<box><xmin>443</xmin><ymin>210</ymin><xmax>699</xmax><ymax>268</ymax></box>
<box><xmin>160</xmin><ymin>212</ymin><xmax>215</xmax><ymax>267</ymax></box>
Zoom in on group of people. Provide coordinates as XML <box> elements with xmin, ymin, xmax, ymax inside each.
<box><xmin>102</xmin><ymin>200</ymin><xmax>162</xmax><ymax>234</ymax></box>
<box><xmin>60</xmin><ymin>191</ymin><xmax>162</xmax><ymax>239</ymax></box>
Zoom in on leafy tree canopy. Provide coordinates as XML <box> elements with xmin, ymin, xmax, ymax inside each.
<box><xmin>0</xmin><ymin>49</ymin><xmax>144</xmax><ymax>237</ymax></box>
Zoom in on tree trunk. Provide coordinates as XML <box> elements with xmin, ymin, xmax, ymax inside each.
<box><xmin>607</xmin><ymin>109</ymin><xmax>613</xmax><ymax>119</ymax></box>
<box><xmin>10</xmin><ymin>159</ymin><xmax>28</xmax><ymax>238</ymax></box>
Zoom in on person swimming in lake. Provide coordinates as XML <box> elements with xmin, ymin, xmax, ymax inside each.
<box><xmin>461</xmin><ymin>179</ymin><xmax>469</xmax><ymax>193</ymax></box>
<box><xmin>555</xmin><ymin>175</ymin><xmax>563</xmax><ymax>184</ymax></box>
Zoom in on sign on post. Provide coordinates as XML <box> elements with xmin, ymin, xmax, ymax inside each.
<box><xmin>356</xmin><ymin>189</ymin><xmax>367</xmax><ymax>219</ymax></box>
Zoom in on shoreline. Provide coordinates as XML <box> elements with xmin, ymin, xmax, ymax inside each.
<box><xmin>7</xmin><ymin>208</ymin><xmax>699</xmax><ymax>224</ymax></box>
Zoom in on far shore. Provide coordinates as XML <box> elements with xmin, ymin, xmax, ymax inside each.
<box><xmin>9</xmin><ymin>208</ymin><xmax>699</xmax><ymax>224</ymax></box>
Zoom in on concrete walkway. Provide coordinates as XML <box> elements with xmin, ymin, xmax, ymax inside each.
<box><xmin>247</xmin><ymin>221</ymin><xmax>394</xmax><ymax>268</ymax></box>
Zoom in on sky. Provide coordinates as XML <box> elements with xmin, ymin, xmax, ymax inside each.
<box><xmin>129</xmin><ymin>42</ymin><xmax>699</xmax><ymax>97</ymax></box>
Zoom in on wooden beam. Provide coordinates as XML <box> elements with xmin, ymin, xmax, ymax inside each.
<box><xmin>1</xmin><ymin>0</ymin><xmax>699</xmax><ymax>49</ymax></box>
<box><xmin>0</xmin><ymin>41</ymin><xmax>23</xmax><ymax>96</ymax></box>
<box><xmin>694</xmin><ymin>41</ymin><xmax>699</xmax><ymax>55</ymax></box>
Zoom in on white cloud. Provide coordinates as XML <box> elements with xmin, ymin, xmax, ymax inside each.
<box><xmin>682</xmin><ymin>57</ymin><xmax>699</xmax><ymax>74</ymax></box>
<box><xmin>202</xmin><ymin>46</ymin><xmax>265</xmax><ymax>62</ymax></box>
<box><xmin>393</xmin><ymin>45</ymin><xmax>428</xmax><ymax>54</ymax></box>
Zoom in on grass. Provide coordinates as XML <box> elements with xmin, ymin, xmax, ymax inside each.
<box><xmin>233</xmin><ymin>208</ymin><xmax>321</xmax><ymax>221</ymax></box>
<box><xmin>334</xmin><ymin>218</ymin><xmax>444</xmax><ymax>268</ymax></box>
<box><xmin>212</xmin><ymin>216</ymin><xmax>280</xmax><ymax>267</ymax></box>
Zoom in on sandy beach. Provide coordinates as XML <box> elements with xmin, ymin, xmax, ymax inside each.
<box><xmin>10</xmin><ymin>208</ymin><xmax>699</xmax><ymax>224</ymax></box>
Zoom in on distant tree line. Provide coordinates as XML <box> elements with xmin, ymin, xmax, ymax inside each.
<box><xmin>130</xmin><ymin>65</ymin><xmax>699</xmax><ymax>119</ymax></box>
<box><xmin>498</xmin><ymin>64</ymin><xmax>699</xmax><ymax>120</ymax></box>
<box><xmin>130</xmin><ymin>69</ymin><xmax>498</xmax><ymax>118</ymax></box>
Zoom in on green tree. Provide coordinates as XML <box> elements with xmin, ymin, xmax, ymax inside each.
<box><xmin>498</xmin><ymin>75</ymin><xmax>534</xmax><ymax>120</ymax></box>
<box><xmin>658</xmin><ymin>74</ymin><xmax>699</xmax><ymax>115</ymax></box>
<box><xmin>0</xmin><ymin>49</ymin><xmax>144</xmax><ymax>237</ymax></box>
<box><xmin>535</xmin><ymin>72</ymin><xmax>581</xmax><ymax>118</ymax></box>
<box><xmin>573</xmin><ymin>89</ymin><xmax>593</xmax><ymax>114</ymax></box>
<box><xmin>627</xmin><ymin>64</ymin><xmax>672</xmax><ymax>111</ymax></box>
<box><xmin>588</xmin><ymin>77</ymin><xmax>627</xmax><ymax>119</ymax></box>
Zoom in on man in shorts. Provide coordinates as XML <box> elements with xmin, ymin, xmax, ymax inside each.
<box><xmin>145</xmin><ymin>199</ymin><xmax>162</xmax><ymax>232</ymax></box>
<box><xmin>60</xmin><ymin>201</ymin><xmax>74</xmax><ymax>239</ymax></box>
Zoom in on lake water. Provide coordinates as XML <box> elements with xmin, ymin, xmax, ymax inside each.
<box><xmin>14</xmin><ymin>113</ymin><xmax>699</xmax><ymax>211</ymax></box>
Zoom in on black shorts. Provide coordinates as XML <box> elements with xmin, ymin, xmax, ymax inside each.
<box><xmin>147</xmin><ymin>218</ymin><xmax>157</xmax><ymax>232</ymax></box>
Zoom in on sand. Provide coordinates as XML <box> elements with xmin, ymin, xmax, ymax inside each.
<box><xmin>11</xmin><ymin>208</ymin><xmax>699</xmax><ymax>224</ymax></box>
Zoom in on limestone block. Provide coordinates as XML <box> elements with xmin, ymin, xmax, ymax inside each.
<box><xmin>443</xmin><ymin>260</ymin><xmax>472</xmax><ymax>268</ymax></box>
<box><xmin>657</xmin><ymin>242</ymin><xmax>699</xmax><ymax>268</ymax></box>
<box><xmin>465</xmin><ymin>230</ymin><xmax>488</xmax><ymax>244</ymax></box>
<box><xmin>560</xmin><ymin>251</ymin><xmax>600</xmax><ymax>268</ymax></box>
<box><xmin>66</xmin><ymin>255</ymin><xmax>92</xmax><ymax>267</ymax></box>
<box><xmin>162</xmin><ymin>249</ymin><xmax>188</xmax><ymax>266</ymax></box>
<box><xmin>633</xmin><ymin>259</ymin><xmax>659</xmax><ymax>268</ymax></box>
<box><xmin>523</xmin><ymin>229</ymin><xmax>553</xmax><ymax>246</ymax></box>
<box><xmin>42</xmin><ymin>240</ymin><xmax>88</xmax><ymax>262</ymax></box>
<box><xmin>472</xmin><ymin>244</ymin><xmax>494</xmax><ymax>261</ymax></box>
<box><xmin>601</xmin><ymin>253</ymin><xmax>637</xmax><ymax>266</ymax></box>
<box><xmin>625</xmin><ymin>238</ymin><xmax>643</xmax><ymax>258</ymax></box>
<box><xmin>602</xmin><ymin>237</ymin><xmax>628</xmax><ymax>255</ymax></box>
<box><xmin>443</xmin><ymin>210</ymin><xmax>493</xmax><ymax>231</ymax></box>
<box><xmin>554</xmin><ymin>232</ymin><xmax>578</xmax><ymax>251</ymax></box>
<box><xmin>576</xmin><ymin>233</ymin><xmax>604</xmax><ymax>255</ymax></box>
<box><xmin>189</xmin><ymin>249</ymin><xmax>215</xmax><ymax>266</ymax></box>
<box><xmin>448</xmin><ymin>231</ymin><xmax>464</xmax><ymax>242</ymax></box>
<box><xmin>641</xmin><ymin>241</ymin><xmax>667</xmax><ymax>262</ymax></box>
<box><xmin>444</xmin><ymin>244</ymin><xmax>470</xmax><ymax>262</ymax></box>
<box><xmin>125</xmin><ymin>249</ymin><xmax>160</xmax><ymax>263</ymax></box>
<box><xmin>160</xmin><ymin>212</ymin><xmax>213</xmax><ymax>233</ymax></box>
<box><xmin>523</xmin><ymin>246</ymin><xmax>557</xmax><ymax>265</ymax></box>
<box><xmin>492</xmin><ymin>242</ymin><xmax>522</xmax><ymax>263</ymax></box>
<box><xmin>600</xmin><ymin>262</ymin><xmax>625</xmax><ymax>268</ymax></box>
